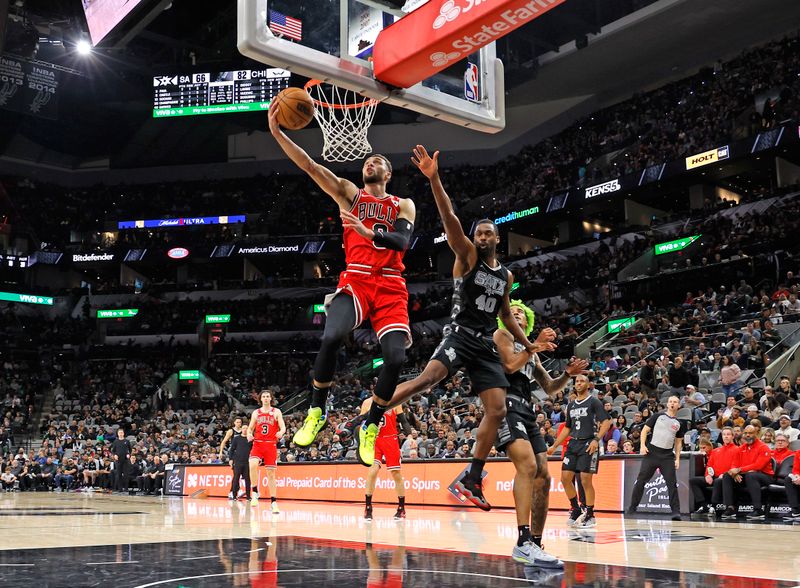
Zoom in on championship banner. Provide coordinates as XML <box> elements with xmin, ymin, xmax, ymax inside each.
<box><xmin>0</xmin><ymin>55</ymin><xmax>60</xmax><ymax>119</ymax></box>
<box><xmin>176</xmin><ymin>459</ymin><xmax>626</xmax><ymax>511</ymax></box>
<box><xmin>373</xmin><ymin>0</ymin><xmax>567</xmax><ymax>88</ymax></box>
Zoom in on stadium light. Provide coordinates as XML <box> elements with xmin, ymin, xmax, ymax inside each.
<box><xmin>76</xmin><ymin>39</ymin><xmax>92</xmax><ymax>55</ymax></box>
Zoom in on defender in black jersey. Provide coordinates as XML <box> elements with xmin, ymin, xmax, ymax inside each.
<box><xmin>548</xmin><ymin>374</ymin><xmax>612</xmax><ymax>528</ymax></box>
<box><xmin>495</xmin><ymin>301</ymin><xmax>587</xmax><ymax>567</ymax></box>
<box><xmin>380</xmin><ymin>145</ymin><xmax>556</xmax><ymax>510</ymax></box>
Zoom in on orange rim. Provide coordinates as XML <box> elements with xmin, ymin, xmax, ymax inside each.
<box><xmin>304</xmin><ymin>79</ymin><xmax>378</xmax><ymax>110</ymax></box>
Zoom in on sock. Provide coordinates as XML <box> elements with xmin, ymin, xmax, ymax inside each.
<box><xmin>468</xmin><ymin>459</ymin><xmax>485</xmax><ymax>481</ymax></box>
<box><xmin>517</xmin><ymin>525</ymin><xmax>532</xmax><ymax>547</ymax></box>
<box><xmin>271</xmin><ymin>496</ymin><xmax>276</xmax><ymax>503</ymax></box>
<box><xmin>569</xmin><ymin>496</ymin><xmax>579</xmax><ymax>510</ymax></box>
<box><xmin>586</xmin><ymin>505</ymin><xmax>594</xmax><ymax>518</ymax></box>
<box><xmin>366</xmin><ymin>495</ymin><xmax>373</xmax><ymax>507</ymax></box>
<box><xmin>398</xmin><ymin>496</ymin><xmax>405</xmax><ymax>509</ymax></box>
<box><xmin>311</xmin><ymin>384</ymin><xmax>329</xmax><ymax>410</ymax></box>
<box><xmin>532</xmin><ymin>535</ymin><xmax>543</xmax><ymax>548</ymax></box>
<box><xmin>365</xmin><ymin>401</ymin><xmax>386</xmax><ymax>428</ymax></box>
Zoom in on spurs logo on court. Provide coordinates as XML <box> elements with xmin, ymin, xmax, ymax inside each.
<box><xmin>430</xmin><ymin>51</ymin><xmax>461</xmax><ymax>67</ymax></box>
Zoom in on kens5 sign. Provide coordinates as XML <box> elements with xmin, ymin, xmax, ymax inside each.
<box><xmin>374</xmin><ymin>0</ymin><xmax>566</xmax><ymax>88</ymax></box>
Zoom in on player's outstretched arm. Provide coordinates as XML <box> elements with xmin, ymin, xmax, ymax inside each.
<box><xmin>411</xmin><ymin>145</ymin><xmax>474</xmax><ymax>263</ymax></box>
<box><xmin>534</xmin><ymin>356</ymin><xmax>588</xmax><ymax>397</ymax></box>
<box><xmin>268</xmin><ymin>107</ymin><xmax>357</xmax><ymax>209</ymax></box>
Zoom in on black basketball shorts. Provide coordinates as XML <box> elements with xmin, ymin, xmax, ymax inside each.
<box><xmin>496</xmin><ymin>397</ymin><xmax>547</xmax><ymax>454</ymax></box>
<box><xmin>430</xmin><ymin>329</ymin><xmax>509</xmax><ymax>394</ymax></box>
<box><xmin>562</xmin><ymin>438</ymin><xmax>599</xmax><ymax>474</ymax></box>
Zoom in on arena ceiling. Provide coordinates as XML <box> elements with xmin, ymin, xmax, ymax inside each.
<box><xmin>0</xmin><ymin>0</ymin><xmax>798</xmax><ymax>171</ymax></box>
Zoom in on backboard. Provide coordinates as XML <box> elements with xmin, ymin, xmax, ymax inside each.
<box><xmin>237</xmin><ymin>0</ymin><xmax>505</xmax><ymax>133</ymax></box>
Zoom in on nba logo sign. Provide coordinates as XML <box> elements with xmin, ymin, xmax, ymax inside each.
<box><xmin>464</xmin><ymin>63</ymin><xmax>479</xmax><ymax>103</ymax></box>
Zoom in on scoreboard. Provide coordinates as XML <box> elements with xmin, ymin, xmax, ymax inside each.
<box><xmin>153</xmin><ymin>68</ymin><xmax>291</xmax><ymax>118</ymax></box>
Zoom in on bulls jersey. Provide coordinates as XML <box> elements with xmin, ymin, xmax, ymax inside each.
<box><xmin>253</xmin><ymin>407</ymin><xmax>279</xmax><ymax>442</ymax></box>
<box><xmin>565</xmin><ymin>395</ymin><xmax>608</xmax><ymax>440</ymax></box>
<box><xmin>378</xmin><ymin>409</ymin><xmax>398</xmax><ymax>438</ymax></box>
<box><xmin>345</xmin><ymin>189</ymin><xmax>406</xmax><ymax>272</ymax></box>
<box><xmin>450</xmin><ymin>260</ymin><xmax>510</xmax><ymax>334</ymax></box>
<box><xmin>508</xmin><ymin>343</ymin><xmax>538</xmax><ymax>403</ymax></box>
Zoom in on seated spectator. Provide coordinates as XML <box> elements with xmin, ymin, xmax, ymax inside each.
<box><xmin>437</xmin><ymin>440</ymin><xmax>458</xmax><ymax>459</ymax></box>
<box><xmin>782</xmin><ymin>448</ymin><xmax>800</xmax><ymax>521</ymax></box>
<box><xmin>1</xmin><ymin>467</ymin><xmax>16</xmax><ymax>491</ymax></box>
<box><xmin>771</xmin><ymin>433</ymin><xmax>793</xmax><ymax>465</ymax></box>
<box><xmin>717</xmin><ymin>405</ymin><xmax>745</xmax><ymax>429</ymax></box>
<box><xmin>776</xmin><ymin>413</ymin><xmax>799</xmax><ymax>441</ymax></box>
<box><xmin>692</xmin><ymin>428</ymin><xmax>738</xmax><ymax>515</ymax></box>
<box><xmin>736</xmin><ymin>386</ymin><xmax>758</xmax><ymax>407</ymax></box>
<box><xmin>11</xmin><ymin>459</ymin><xmax>31</xmax><ymax>491</ymax></box>
<box><xmin>36</xmin><ymin>457</ymin><xmax>56</xmax><ymax>490</ymax></box>
<box><xmin>621</xmin><ymin>440</ymin><xmax>635</xmax><ymax>454</ymax></box>
<box><xmin>682</xmin><ymin>385</ymin><xmax>707</xmax><ymax>421</ymax></box>
<box><xmin>605</xmin><ymin>439</ymin><xmax>619</xmax><ymax>455</ymax></box>
<box><xmin>760</xmin><ymin>427</ymin><xmax>776</xmax><ymax>449</ymax></box>
<box><xmin>720</xmin><ymin>425</ymin><xmax>774</xmax><ymax>520</ymax></box>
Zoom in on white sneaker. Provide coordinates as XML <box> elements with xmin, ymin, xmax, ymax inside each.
<box><xmin>271</xmin><ymin>501</ymin><xmax>280</xmax><ymax>514</ymax></box>
<box><xmin>511</xmin><ymin>541</ymin><xmax>564</xmax><ymax>569</ymax></box>
<box><xmin>251</xmin><ymin>492</ymin><xmax>259</xmax><ymax>506</ymax></box>
<box><xmin>227</xmin><ymin>492</ymin><xmax>234</xmax><ymax>500</ymax></box>
<box><xmin>576</xmin><ymin>516</ymin><xmax>596</xmax><ymax>529</ymax></box>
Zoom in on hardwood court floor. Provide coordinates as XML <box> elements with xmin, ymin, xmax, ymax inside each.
<box><xmin>0</xmin><ymin>492</ymin><xmax>797</xmax><ymax>586</ymax></box>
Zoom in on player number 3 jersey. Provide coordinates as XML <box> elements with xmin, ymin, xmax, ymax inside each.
<box><xmin>253</xmin><ymin>408</ymin><xmax>279</xmax><ymax>442</ymax></box>
<box><xmin>344</xmin><ymin>189</ymin><xmax>406</xmax><ymax>272</ymax></box>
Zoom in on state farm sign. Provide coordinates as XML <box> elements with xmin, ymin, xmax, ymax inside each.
<box><xmin>374</xmin><ymin>0</ymin><xmax>566</xmax><ymax>89</ymax></box>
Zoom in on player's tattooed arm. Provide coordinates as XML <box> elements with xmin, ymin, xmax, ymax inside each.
<box><xmin>533</xmin><ymin>357</ymin><xmax>589</xmax><ymax>397</ymax></box>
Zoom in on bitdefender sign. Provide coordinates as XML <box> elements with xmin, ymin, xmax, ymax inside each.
<box><xmin>72</xmin><ymin>253</ymin><xmax>114</xmax><ymax>263</ymax></box>
<box><xmin>585</xmin><ymin>179</ymin><xmax>621</xmax><ymax>199</ymax></box>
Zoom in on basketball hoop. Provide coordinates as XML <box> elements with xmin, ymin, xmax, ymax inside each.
<box><xmin>304</xmin><ymin>80</ymin><xmax>379</xmax><ymax>163</ymax></box>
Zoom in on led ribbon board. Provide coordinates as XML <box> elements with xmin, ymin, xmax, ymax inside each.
<box><xmin>97</xmin><ymin>309</ymin><xmax>139</xmax><ymax>318</ymax></box>
<box><xmin>654</xmin><ymin>235</ymin><xmax>701</xmax><ymax>256</ymax></box>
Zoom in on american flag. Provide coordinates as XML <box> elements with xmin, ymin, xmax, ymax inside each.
<box><xmin>269</xmin><ymin>9</ymin><xmax>302</xmax><ymax>41</ymax></box>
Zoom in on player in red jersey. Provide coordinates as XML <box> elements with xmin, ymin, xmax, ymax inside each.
<box><xmin>359</xmin><ymin>397</ymin><xmax>412</xmax><ymax>520</ymax></box>
<box><xmin>269</xmin><ymin>107</ymin><xmax>416</xmax><ymax>467</ymax></box>
<box><xmin>247</xmin><ymin>390</ymin><xmax>286</xmax><ymax>512</ymax></box>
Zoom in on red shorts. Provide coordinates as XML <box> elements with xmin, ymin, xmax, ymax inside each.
<box><xmin>330</xmin><ymin>269</ymin><xmax>410</xmax><ymax>345</ymax></box>
<box><xmin>250</xmin><ymin>441</ymin><xmax>277</xmax><ymax>469</ymax></box>
<box><xmin>251</xmin><ymin>559</ymin><xmax>277</xmax><ymax>588</ymax></box>
<box><xmin>367</xmin><ymin>573</ymin><xmax>402</xmax><ymax>588</ymax></box>
<box><xmin>375</xmin><ymin>436</ymin><xmax>402</xmax><ymax>470</ymax></box>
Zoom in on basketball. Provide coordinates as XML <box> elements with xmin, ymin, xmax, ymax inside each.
<box><xmin>271</xmin><ymin>87</ymin><xmax>315</xmax><ymax>130</ymax></box>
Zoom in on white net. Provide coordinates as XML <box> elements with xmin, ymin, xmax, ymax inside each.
<box><xmin>306</xmin><ymin>82</ymin><xmax>379</xmax><ymax>163</ymax></box>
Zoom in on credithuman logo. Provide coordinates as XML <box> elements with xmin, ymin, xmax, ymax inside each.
<box><xmin>495</xmin><ymin>206</ymin><xmax>539</xmax><ymax>225</ymax></box>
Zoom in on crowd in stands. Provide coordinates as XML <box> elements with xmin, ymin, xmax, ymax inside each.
<box><xmin>3</xmin><ymin>33</ymin><xmax>798</xmax><ymax>255</ymax></box>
